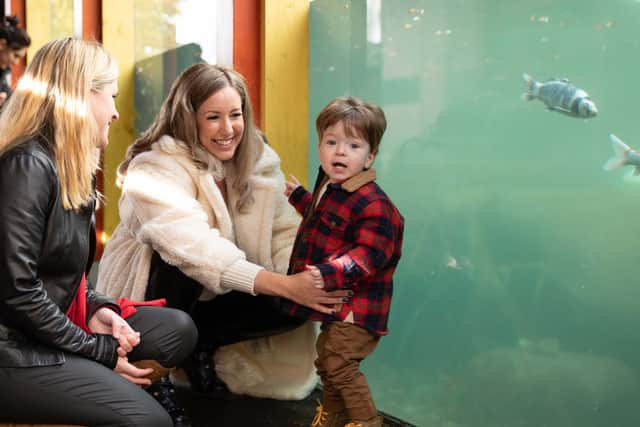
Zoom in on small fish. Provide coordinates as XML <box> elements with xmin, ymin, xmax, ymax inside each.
<box><xmin>522</xmin><ymin>73</ymin><xmax>598</xmax><ymax>118</ymax></box>
<box><xmin>603</xmin><ymin>134</ymin><xmax>640</xmax><ymax>175</ymax></box>
<box><xmin>446</xmin><ymin>255</ymin><xmax>461</xmax><ymax>270</ymax></box>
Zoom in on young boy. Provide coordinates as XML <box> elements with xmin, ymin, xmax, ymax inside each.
<box><xmin>283</xmin><ymin>96</ymin><xmax>404</xmax><ymax>427</ymax></box>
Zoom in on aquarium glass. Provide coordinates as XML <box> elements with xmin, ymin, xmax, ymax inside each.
<box><xmin>309</xmin><ymin>1</ymin><xmax>640</xmax><ymax>426</ymax></box>
<box><xmin>133</xmin><ymin>0</ymin><xmax>230</xmax><ymax>132</ymax></box>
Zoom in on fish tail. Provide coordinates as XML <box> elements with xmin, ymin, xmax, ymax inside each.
<box><xmin>603</xmin><ymin>134</ymin><xmax>629</xmax><ymax>171</ymax></box>
<box><xmin>522</xmin><ymin>73</ymin><xmax>537</xmax><ymax>101</ymax></box>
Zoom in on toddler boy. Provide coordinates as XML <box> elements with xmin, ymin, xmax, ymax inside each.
<box><xmin>283</xmin><ymin>96</ymin><xmax>404</xmax><ymax>427</ymax></box>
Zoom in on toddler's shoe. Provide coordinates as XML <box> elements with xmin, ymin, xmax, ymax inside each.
<box><xmin>345</xmin><ymin>415</ymin><xmax>384</xmax><ymax>427</ymax></box>
<box><xmin>310</xmin><ymin>399</ymin><xmax>347</xmax><ymax>427</ymax></box>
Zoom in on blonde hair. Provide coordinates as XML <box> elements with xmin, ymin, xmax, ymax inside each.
<box><xmin>0</xmin><ymin>37</ymin><xmax>118</xmax><ymax>210</ymax></box>
<box><xmin>119</xmin><ymin>63</ymin><xmax>263</xmax><ymax>212</ymax></box>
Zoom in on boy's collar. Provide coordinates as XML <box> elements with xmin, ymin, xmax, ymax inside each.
<box><xmin>338</xmin><ymin>168</ymin><xmax>376</xmax><ymax>192</ymax></box>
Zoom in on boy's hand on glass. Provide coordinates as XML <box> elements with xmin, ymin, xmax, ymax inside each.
<box><xmin>284</xmin><ymin>174</ymin><xmax>301</xmax><ymax>198</ymax></box>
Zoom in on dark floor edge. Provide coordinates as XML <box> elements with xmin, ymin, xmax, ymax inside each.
<box><xmin>175</xmin><ymin>380</ymin><xmax>418</xmax><ymax>427</ymax></box>
<box><xmin>379</xmin><ymin>409</ymin><xmax>418</xmax><ymax>427</ymax></box>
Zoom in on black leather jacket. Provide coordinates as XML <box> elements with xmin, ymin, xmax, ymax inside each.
<box><xmin>0</xmin><ymin>138</ymin><xmax>119</xmax><ymax>369</ymax></box>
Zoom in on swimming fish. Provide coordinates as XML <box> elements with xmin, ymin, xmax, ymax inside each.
<box><xmin>603</xmin><ymin>134</ymin><xmax>640</xmax><ymax>175</ymax></box>
<box><xmin>446</xmin><ymin>255</ymin><xmax>461</xmax><ymax>270</ymax></box>
<box><xmin>522</xmin><ymin>73</ymin><xmax>598</xmax><ymax>118</ymax></box>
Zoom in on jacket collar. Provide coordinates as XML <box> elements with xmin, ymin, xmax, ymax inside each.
<box><xmin>313</xmin><ymin>167</ymin><xmax>377</xmax><ymax>194</ymax></box>
<box><xmin>338</xmin><ymin>168</ymin><xmax>376</xmax><ymax>192</ymax></box>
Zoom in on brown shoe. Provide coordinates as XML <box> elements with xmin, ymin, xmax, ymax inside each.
<box><xmin>310</xmin><ymin>400</ymin><xmax>347</xmax><ymax>427</ymax></box>
<box><xmin>344</xmin><ymin>415</ymin><xmax>384</xmax><ymax>427</ymax></box>
<box><xmin>133</xmin><ymin>359</ymin><xmax>171</xmax><ymax>383</ymax></box>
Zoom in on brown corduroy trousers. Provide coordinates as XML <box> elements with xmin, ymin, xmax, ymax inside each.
<box><xmin>315</xmin><ymin>321</ymin><xmax>380</xmax><ymax>421</ymax></box>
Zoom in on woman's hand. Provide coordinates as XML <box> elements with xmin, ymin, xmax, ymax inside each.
<box><xmin>115</xmin><ymin>356</ymin><xmax>153</xmax><ymax>386</ymax></box>
<box><xmin>285</xmin><ymin>265</ymin><xmax>353</xmax><ymax>314</ymax></box>
<box><xmin>285</xmin><ymin>268</ymin><xmax>352</xmax><ymax>314</ymax></box>
<box><xmin>254</xmin><ymin>268</ymin><xmax>352</xmax><ymax>315</ymax></box>
<box><xmin>88</xmin><ymin>307</ymin><xmax>140</xmax><ymax>355</ymax></box>
<box><xmin>284</xmin><ymin>174</ymin><xmax>301</xmax><ymax>198</ymax></box>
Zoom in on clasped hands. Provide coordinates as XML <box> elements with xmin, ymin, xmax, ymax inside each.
<box><xmin>88</xmin><ymin>307</ymin><xmax>153</xmax><ymax>385</ymax></box>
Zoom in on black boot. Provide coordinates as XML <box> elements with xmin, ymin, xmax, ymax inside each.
<box><xmin>182</xmin><ymin>349</ymin><xmax>228</xmax><ymax>394</ymax></box>
<box><xmin>147</xmin><ymin>376</ymin><xmax>192</xmax><ymax>427</ymax></box>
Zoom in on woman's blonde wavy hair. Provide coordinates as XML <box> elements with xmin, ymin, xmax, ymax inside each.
<box><xmin>118</xmin><ymin>63</ymin><xmax>263</xmax><ymax>212</ymax></box>
<box><xmin>0</xmin><ymin>37</ymin><xmax>118</xmax><ymax>210</ymax></box>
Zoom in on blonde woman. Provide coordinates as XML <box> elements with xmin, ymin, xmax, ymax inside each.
<box><xmin>97</xmin><ymin>64</ymin><xmax>351</xmax><ymax>405</ymax></box>
<box><xmin>0</xmin><ymin>38</ymin><xmax>196</xmax><ymax>427</ymax></box>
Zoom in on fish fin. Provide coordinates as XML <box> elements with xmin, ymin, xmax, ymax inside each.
<box><xmin>603</xmin><ymin>157</ymin><xmax>626</xmax><ymax>171</ymax></box>
<box><xmin>610</xmin><ymin>133</ymin><xmax>630</xmax><ymax>153</ymax></box>
<box><xmin>634</xmin><ymin>167</ymin><xmax>640</xmax><ymax>176</ymax></box>
<box><xmin>522</xmin><ymin>73</ymin><xmax>537</xmax><ymax>101</ymax></box>
<box><xmin>602</xmin><ymin>134</ymin><xmax>629</xmax><ymax>171</ymax></box>
<box><xmin>559</xmin><ymin>77</ymin><xmax>570</xmax><ymax>83</ymax></box>
<box><xmin>546</xmin><ymin>106</ymin><xmax>573</xmax><ymax>115</ymax></box>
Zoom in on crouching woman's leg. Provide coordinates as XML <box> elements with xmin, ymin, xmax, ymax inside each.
<box><xmin>126</xmin><ymin>306</ymin><xmax>198</xmax><ymax>367</ymax></box>
<box><xmin>126</xmin><ymin>306</ymin><xmax>198</xmax><ymax>426</ymax></box>
<box><xmin>183</xmin><ymin>292</ymin><xmax>306</xmax><ymax>393</ymax></box>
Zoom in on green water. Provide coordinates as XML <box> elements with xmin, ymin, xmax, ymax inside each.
<box><xmin>310</xmin><ymin>1</ymin><xmax>640</xmax><ymax>425</ymax></box>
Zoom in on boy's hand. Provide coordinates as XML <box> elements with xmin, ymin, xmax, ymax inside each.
<box><xmin>305</xmin><ymin>264</ymin><xmax>324</xmax><ymax>289</ymax></box>
<box><xmin>284</xmin><ymin>174</ymin><xmax>301</xmax><ymax>198</ymax></box>
<box><xmin>305</xmin><ymin>264</ymin><xmax>343</xmax><ymax>313</ymax></box>
<box><xmin>282</xmin><ymin>268</ymin><xmax>351</xmax><ymax>315</ymax></box>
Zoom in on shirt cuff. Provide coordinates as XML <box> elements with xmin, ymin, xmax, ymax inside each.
<box><xmin>290</xmin><ymin>185</ymin><xmax>306</xmax><ymax>202</ymax></box>
<box><xmin>221</xmin><ymin>259</ymin><xmax>263</xmax><ymax>295</ymax></box>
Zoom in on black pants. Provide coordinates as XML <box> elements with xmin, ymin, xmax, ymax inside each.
<box><xmin>0</xmin><ymin>306</ymin><xmax>197</xmax><ymax>427</ymax></box>
<box><xmin>147</xmin><ymin>251</ymin><xmax>304</xmax><ymax>351</ymax></box>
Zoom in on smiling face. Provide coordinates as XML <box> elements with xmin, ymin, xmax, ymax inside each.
<box><xmin>318</xmin><ymin>120</ymin><xmax>376</xmax><ymax>184</ymax></box>
<box><xmin>89</xmin><ymin>80</ymin><xmax>119</xmax><ymax>149</ymax></box>
<box><xmin>196</xmin><ymin>86</ymin><xmax>245</xmax><ymax>161</ymax></box>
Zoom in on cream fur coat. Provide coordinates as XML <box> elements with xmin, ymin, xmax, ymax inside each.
<box><xmin>96</xmin><ymin>135</ymin><xmax>318</xmax><ymax>399</ymax></box>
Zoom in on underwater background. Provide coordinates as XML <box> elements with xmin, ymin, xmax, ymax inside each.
<box><xmin>309</xmin><ymin>1</ymin><xmax>640</xmax><ymax>426</ymax></box>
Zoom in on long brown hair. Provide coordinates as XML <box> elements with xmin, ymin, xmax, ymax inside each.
<box><xmin>119</xmin><ymin>63</ymin><xmax>263</xmax><ymax>212</ymax></box>
<box><xmin>0</xmin><ymin>37</ymin><xmax>118</xmax><ymax>210</ymax></box>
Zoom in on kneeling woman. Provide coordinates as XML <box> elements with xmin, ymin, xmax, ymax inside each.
<box><xmin>0</xmin><ymin>38</ymin><xmax>196</xmax><ymax>427</ymax></box>
<box><xmin>97</xmin><ymin>64</ymin><xmax>350</xmax><ymax>406</ymax></box>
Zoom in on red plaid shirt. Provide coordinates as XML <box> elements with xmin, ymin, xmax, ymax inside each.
<box><xmin>282</xmin><ymin>168</ymin><xmax>404</xmax><ymax>336</ymax></box>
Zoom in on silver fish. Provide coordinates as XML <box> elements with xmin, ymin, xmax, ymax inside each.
<box><xmin>603</xmin><ymin>134</ymin><xmax>640</xmax><ymax>175</ymax></box>
<box><xmin>522</xmin><ymin>73</ymin><xmax>598</xmax><ymax>118</ymax></box>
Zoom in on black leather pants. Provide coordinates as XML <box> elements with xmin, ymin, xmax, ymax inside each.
<box><xmin>0</xmin><ymin>306</ymin><xmax>197</xmax><ymax>427</ymax></box>
<box><xmin>146</xmin><ymin>251</ymin><xmax>305</xmax><ymax>351</ymax></box>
